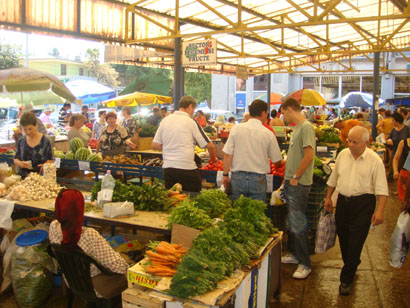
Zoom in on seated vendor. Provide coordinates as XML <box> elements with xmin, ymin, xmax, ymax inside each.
<box><xmin>49</xmin><ymin>189</ymin><xmax>128</xmax><ymax>299</ymax></box>
<box><xmin>14</xmin><ymin>113</ymin><xmax>54</xmax><ymax>178</ymax></box>
<box><xmin>96</xmin><ymin>112</ymin><xmax>136</xmax><ymax>157</ymax></box>
<box><xmin>67</xmin><ymin>114</ymin><xmax>91</xmax><ymax>146</ymax></box>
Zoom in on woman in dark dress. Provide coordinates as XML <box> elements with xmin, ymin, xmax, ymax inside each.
<box><xmin>14</xmin><ymin>113</ymin><xmax>54</xmax><ymax>178</ymax></box>
<box><xmin>96</xmin><ymin>112</ymin><xmax>136</xmax><ymax>157</ymax></box>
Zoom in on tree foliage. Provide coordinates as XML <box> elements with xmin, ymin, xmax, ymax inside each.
<box><xmin>0</xmin><ymin>43</ymin><xmax>21</xmax><ymax>70</ymax></box>
<box><xmin>49</xmin><ymin>48</ymin><xmax>60</xmax><ymax>57</ymax></box>
<box><xmin>84</xmin><ymin>48</ymin><xmax>119</xmax><ymax>88</ymax></box>
<box><xmin>184</xmin><ymin>72</ymin><xmax>211</xmax><ymax>103</ymax></box>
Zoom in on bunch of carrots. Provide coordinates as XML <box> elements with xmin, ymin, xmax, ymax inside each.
<box><xmin>167</xmin><ymin>190</ymin><xmax>188</xmax><ymax>207</ymax></box>
<box><xmin>144</xmin><ymin>241</ymin><xmax>187</xmax><ymax>277</ymax></box>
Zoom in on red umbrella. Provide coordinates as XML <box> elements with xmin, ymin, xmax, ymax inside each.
<box><xmin>270</xmin><ymin>92</ymin><xmax>283</xmax><ymax>105</ymax></box>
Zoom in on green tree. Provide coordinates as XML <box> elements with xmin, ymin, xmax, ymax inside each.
<box><xmin>0</xmin><ymin>43</ymin><xmax>21</xmax><ymax>70</ymax></box>
<box><xmin>49</xmin><ymin>48</ymin><xmax>60</xmax><ymax>57</ymax></box>
<box><xmin>184</xmin><ymin>72</ymin><xmax>211</xmax><ymax>103</ymax></box>
<box><xmin>85</xmin><ymin>48</ymin><xmax>119</xmax><ymax>88</ymax></box>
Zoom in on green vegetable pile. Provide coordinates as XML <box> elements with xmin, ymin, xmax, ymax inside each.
<box><xmin>203</xmin><ymin>125</ymin><xmax>216</xmax><ymax>134</ymax></box>
<box><xmin>194</xmin><ymin>189</ymin><xmax>232</xmax><ymax>218</ymax></box>
<box><xmin>315</xmin><ymin>125</ymin><xmax>341</xmax><ymax>144</ymax></box>
<box><xmin>138</xmin><ymin>123</ymin><xmax>158</xmax><ymax>137</ymax></box>
<box><xmin>169</xmin><ymin>196</ymin><xmax>276</xmax><ymax>299</ymax></box>
<box><xmin>168</xmin><ymin>200</ymin><xmax>213</xmax><ymax>230</ymax></box>
<box><xmin>90</xmin><ymin>179</ymin><xmax>172</xmax><ymax>211</ymax></box>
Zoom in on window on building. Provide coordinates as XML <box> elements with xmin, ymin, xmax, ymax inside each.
<box><xmin>394</xmin><ymin>76</ymin><xmax>410</xmax><ymax>96</ymax></box>
<box><xmin>321</xmin><ymin>76</ymin><xmax>339</xmax><ymax>101</ymax></box>
<box><xmin>362</xmin><ymin>76</ymin><xmax>381</xmax><ymax>94</ymax></box>
<box><xmin>341</xmin><ymin>76</ymin><xmax>360</xmax><ymax>97</ymax></box>
<box><xmin>79</xmin><ymin>68</ymin><xmax>84</xmax><ymax>76</ymax></box>
<box><xmin>254</xmin><ymin>74</ymin><xmax>268</xmax><ymax>91</ymax></box>
<box><xmin>236</xmin><ymin>78</ymin><xmax>246</xmax><ymax>91</ymax></box>
<box><xmin>302</xmin><ymin>76</ymin><xmax>320</xmax><ymax>91</ymax></box>
<box><xmin>61</xmin><ymin>64</ymin><xmax>67</xmax><ymax>76</ymax></box>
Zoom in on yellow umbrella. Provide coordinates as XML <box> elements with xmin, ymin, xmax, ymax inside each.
<box><xmin>282</xmin><ymin>89</ymin><xmax>326</xmax><ymax>106</ymax></box>
<box><xmin>103</xmin><ymin>91</ymin><xmax>172</xmax><ymax>107</ymax></box>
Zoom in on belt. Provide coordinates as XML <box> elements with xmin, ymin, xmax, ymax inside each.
<box><xmin>339</xmin><ymin>193</ymin><xmax>373</xmax><ymax>203</ymax></box>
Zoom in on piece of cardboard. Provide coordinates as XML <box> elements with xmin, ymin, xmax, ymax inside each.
<box><xmin>122</xmin><ymin>286</ymin><xmax>164</xmax><ymax>308</ymax></box>
<box><xmin>137</xmin><ymin>137</ymin><xmax>154</xmax><ymax>150</ymax></box>
<box><xmin>170</xmin><ymin>223</ymin><xmax>201</xmax><ymax>249</ymax></box>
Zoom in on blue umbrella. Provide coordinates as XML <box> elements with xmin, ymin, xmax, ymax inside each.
<box><xmin>340</xmin><ymin>92</ymin><xmax>384</xmax><ymax>108</ymax></box>
<box><xmin>65</xmin><ymin>80</ymin><xmax>116</xmax><ymax>105</ymax></box>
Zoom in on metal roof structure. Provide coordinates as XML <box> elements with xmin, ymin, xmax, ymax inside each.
<box><xmin>1</xmin><ymin>0</ymin><xmax>410</xmax><ymax>75</ymax></box>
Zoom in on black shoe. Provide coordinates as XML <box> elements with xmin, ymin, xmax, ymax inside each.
<box><xmin>339</xmin><ymin>282</ymin><xmax>352</xmax><ymax>296</ymax></box>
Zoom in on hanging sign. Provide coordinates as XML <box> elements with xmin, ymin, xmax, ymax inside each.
<box><xmin>182</xmin><ymin>39</ymin><xmax>217</xmax><ymax>66</ymax></box>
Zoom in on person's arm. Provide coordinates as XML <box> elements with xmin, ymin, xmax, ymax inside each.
<box><xmin>372</xmin><ymin>195</ymin><xmax>388</xmax><ymax>226</ymax></box>
<box><xmin>393</xmin><ymin>140</ymin><xmax>404</xmax><ymax>180</ymax></box>
<box><xmin>125</xmin><ymin>138</ymin><xmax>137</xmax><ymax>149</ymax></box>
<box><xmin>324</xmin><ymin>185</ymin><xmax>336</xmax><ymax>212</ymax></box>
<box><xmin>152</xmin><ymin>142</ymin><xmax>162</xmax><ymax>151</ymax></box>
<box><xmin>403</xmin><ymin>176</ymin><xmax>410</xmax><ymax>212</ymax></box>
<box><xmin>290</xmin><ymin>146</ymin><xmax>314</xmax><ymax>186</ymax></box>
<box><xmin>222</xmin><ymin>153</ymin><xmax>233</xmax><ymax>186</ymax></box>
<box><xmin>206</xmin><ymin>142</ymin><xmax>216</xmax><ymax>163</ymax></box>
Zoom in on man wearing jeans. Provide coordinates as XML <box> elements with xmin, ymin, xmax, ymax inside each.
<box><xmin>280</xmin><ymin>97</ymin><xmax>315</xmax><ymax>279</ymax></box>
<box><xmin>222</xmin><ymin>99</ymin><xmax>283</xmax><ymax>201</ymax></box>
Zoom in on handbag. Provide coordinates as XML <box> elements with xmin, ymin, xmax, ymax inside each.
<box><xmin>390</xmin><ymin>212</ymin><xmax>410</xmax><ymax>268</ymax></box>
<box><xmin>315</xmin><ymin>211</ymin><xmax>336</xmax><ymax>254</ymax></box>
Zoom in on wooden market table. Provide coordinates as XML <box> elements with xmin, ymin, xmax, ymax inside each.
<box><xmin>9</xmin><ymin>193</ymin><xmax>171</xmax><ymax>236</ymax></box>
<box><xmin>123</xmin><ymin>232</ymin><xmax>282</xmax><ymax>308</ymax></box>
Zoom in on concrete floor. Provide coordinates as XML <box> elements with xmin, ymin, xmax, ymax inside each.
<box><xmin>1</xmin><ymin>182</ymin><xmax>409</xmax><ymax>308</ymax></box>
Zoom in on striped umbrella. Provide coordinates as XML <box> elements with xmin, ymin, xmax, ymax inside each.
<box><xmin>282</xmin><ymin>89</ymin><xmax>326</xmax><ymax>106</ymax></box>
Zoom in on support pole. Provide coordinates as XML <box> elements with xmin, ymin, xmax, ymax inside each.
<box><xmin>372</xmin><ymin>52</ymin><xmax>380</xmax><ymax>141</ymax></box>
<box><xmin>173</xmin><ymin>37</ymin><xmax>184</xmax><ymax>110</ymax></box>
<box><xmin>267</xmin><ymin>73</ymin><xmax>271</xmax><ymax>115</ymax></box>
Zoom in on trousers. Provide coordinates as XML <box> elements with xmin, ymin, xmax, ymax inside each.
<box><xmin>231</xmin><ymin>171</ymin><xmax>267</xmax><ymax>202</ymax></box>
<box><xmin>163</xmin><ymin>168</ymin><xmax>201</xmax><ymax>192</ymax></box>
<box><xmin>335</xmin><ymin>193</ymin><xmax>376</xmax><ymax>284</ymax></box>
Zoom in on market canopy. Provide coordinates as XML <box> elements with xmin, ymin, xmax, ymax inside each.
<box><xmin>65</xmin><ymin>80</ymin><xmax>116</xmax><ymax>105</ymax></box>
<box><xmin>0</xmin><ymin>68</ymin><xmax>76</xmax><ymax>103</ymax></box>
<box><xmin>103</xmin><ymin>91</ymin><xmax>172</xmax><ymax>107</ymax></box>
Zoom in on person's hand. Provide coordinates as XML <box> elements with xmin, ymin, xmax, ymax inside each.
<box><xmin>19</xmin><ymin>161</ymin><xmax>30</xmax><ymax>169</ymax></box>
<box><xmin>393</xmin><ymin>172</ymin><xmax>399</xmax><ymax>180</ymax></box>
<box><xmin>324</xmin><ymin>197</ymin><xmax>333</xmax><ymax>212</ymax></box>
<box><xmin>401</xmin><ymin>199</ymin><xmax>410</xmax><ymax>213</ymax></box>
<box><xmin>371</xmin><ymin>209</ymin><xmax>384</xmax><ymax>226</ymax></box>
<box><xmin>209</xmin><ymin>157</ymin><xmax>217</xmax><ymax>164</ymax></box>
<box><xmin>128</xmin><ymin>142</ymin><xmax>137</xmax><ymax>149</ymax></box>
<box><xmin>386</xmin><ymin>139</ymin><xmax>393</xmax><ymax>146</ymax></box>
<box><xmin>290</xmin><ymin>178</ymin><xmax>299</xmax><ymax>186</ymax></box>
<box><xmin>222</xmin><ymin>175</ymin><xmax>230</xmax><ymax>186</ymax></box>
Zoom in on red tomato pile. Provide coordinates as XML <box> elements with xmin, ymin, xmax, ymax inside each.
<box><xmin>270</xmin><ymin>160</ymin><xmax>286</xmax><ymax>177</ymax></box>
<box><xmin>89</xmin><ymin>138</ymin><xmax>98</xmax><ymax>149</ymax></box>
<box><xmin>0</xmin><ymin>146</ymin><xmax>15</xmax><ymax>153</ymax></box>
<box><xmin>85</xmin><ymin>122</ymin><xmax>93</xmax><ymax>129</ymax></box>
<box><xmin>201</xmin><ymin>160</ymin><xmax>223</xmax><ymax>171</ymax></box>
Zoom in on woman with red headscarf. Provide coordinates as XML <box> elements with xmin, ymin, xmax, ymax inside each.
<box><xmin>49</xmin><ymin>189</ymin><xmax>128</xmax><ymax>298</ymax></box>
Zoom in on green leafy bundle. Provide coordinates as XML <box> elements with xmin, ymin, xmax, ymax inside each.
<box><xmin>194</xmin><ymin>189</ymin><xmax>232</xmax><ymax>218</ymax></box>
<box><xmin>167</xmin><ymin>200</ymin><xmax>213</xmax><ymax>230</ymax></box>
<box><xmin>90</xmin><ymin>180</ymin><xmax>129</xmax><ymax>202</ymax></box>
<box><xmin>138</xmin><ymin>123</ymin><xmax>158</xmax><ymax>137</ymax></box>
<box><xmin>132</xmin><ymin>179</ymin><xmax>172</xmax><ymax>211</ymax></box>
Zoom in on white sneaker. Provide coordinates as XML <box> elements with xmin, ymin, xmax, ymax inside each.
<box><xmin>281</xmin><ymin>254</ymin><xmax>299</xmax><ymax>264</ymax></box>
<box><xmin>292</xmin><ymin>266</ymin><xmax>311</xmax><ymax>279</ymax></box>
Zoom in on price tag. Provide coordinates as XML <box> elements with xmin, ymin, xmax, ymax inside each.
<box><xmin>54</xmin><ymin>158</ymin><xmax>61</xmax><ymax>168</ymax></box>
<box><xmin>317</xmin><ymin>146</ymin><xmax>328</xmax><ymax>153</ymax></box>
<box><xmin>100</xmin><ymin>189</ymin><xmax>113</xmax><ymax>201</ymax></box>
<box><xmin>266</xmin><ymin>174</ymin><xmax>273</xmax><ymax>193</ymax></box>
<box><xmin>78</xmin><ymin>161</ymin><xmax>90</xmax><ymax>171</ymax></box>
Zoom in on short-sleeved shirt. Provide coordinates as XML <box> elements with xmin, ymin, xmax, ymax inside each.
<box><xmin>284</xmin><ymin>120</ymin><xmax>316</xmax><ymax>185</ymax></box>
<box><xmin>99</xmin><ymin>125</ymin><xmax>129</xmax><ymax>157</ymax></box>
<box><xmin>93</xmin><ymin>121</ymin><xmax>106</xmax><ymax>140</ymax></box>
<box><xmin>58</xmin><ymin>108</ymin><xmax>69</xmax><ymax>125</ymax></box>
<box><xmin>15</xmin><ymin>134</ymin><xmax>54</xmax><ymax>178</ymax></box>
<box><xmin>39</xmin><ymin>113</ymin><xmax>52</xmax><ymax>125</ymax></box>
<box><xmin>147</xmin><ymin>114</ymin><xmax>161</xmax><ymax>126</ymax></box>
<box><xmin>68</xmin><ymin>127</ymin><xmax>90</xmax><ymax>146</ymax></box>
<box><xmin>223</xmin><ymin>119</ymin><xmax>282</xmax><ymax>174</ymax></box>
<box><xmin>122</xmin><ymin>117</ymin><xmax>138</xmax><ymax>137</ymax></box>
<box><xmin>153</xmin><ymin>111</ymin><xmax>210</xmax><ymax>170</ymax></box>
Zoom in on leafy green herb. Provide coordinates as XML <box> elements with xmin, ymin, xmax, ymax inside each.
<box><xmin>194</xmin><ymin>189</ymin><xmax>232</xmax><ymax>218</ymax></box>
<box><xmin>168</xmin><ymin>200</ymin><xmax>213</xmax><ymax>230</ymax></box>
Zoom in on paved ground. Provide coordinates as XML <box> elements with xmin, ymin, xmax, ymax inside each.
<box><xmin>1</xmin><ymin>182</ymin><xmax>409</xmax><ymax>308</ymax></box>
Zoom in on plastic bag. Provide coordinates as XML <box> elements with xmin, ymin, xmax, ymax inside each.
<box><xmin>103</xmin><ymin>201</ymin><xmax>134</xmax><ymax>218</ymax></box>
<box><xmin>270</xmin><ymin>188</ymin><xmax>285</xmax><ymax>206</ymax></box>
<box><xmin>0</xmin><ymin>162</ymin><xmax>9</xmax><ymax>182</ymax></box>
<box><xmin>390</xmin><ymin>212</ymin><xmax>410</xmax><ymax>268</ymax></box>
<box><xmin>315</xmin><ymin>211</ymin><xmax>336</xmax><ymax>254</ymax></box>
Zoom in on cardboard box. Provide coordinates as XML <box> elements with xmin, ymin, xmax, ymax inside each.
<box><xmin>127</xmin><ymin>262</ymin><xmax>161</xmax><ymax>289</ymax></box>
<box><xmin>171</xmin><ymin>223</ymin><xmax>201</xmax><ymax>249</ymax></box>
<box><xmin>137</xmin><ymin>137</ymin><xmax>153</xmax><ymax>150</ymax></box>
<box><xmin>122</xmin><ymin>286</ymin><xmax>164</xmax><ymax>308</ymax></box>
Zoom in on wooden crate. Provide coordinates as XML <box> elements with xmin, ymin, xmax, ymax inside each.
<box><xmin>137</xmin><ymin>137</ymin><xmax>153</xmax><ymax>150</ymax></box>
<box><xmin>122</xmin><ymin>286</ymin><xmax>164</xmax><ymax>308</ymax></box>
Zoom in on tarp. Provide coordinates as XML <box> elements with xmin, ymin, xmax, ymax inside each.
<box><xmin>65</xmin><ymin>80</ymin><xmax>116</xmax><ymax>105</ymax></box>
<box><xmin>103</xmin><ymin>91</ymin><xmax>172</xmax><ymax>107</ymax></box>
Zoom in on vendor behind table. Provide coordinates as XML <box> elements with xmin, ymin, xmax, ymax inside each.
<box><xmin>14</xmin><ymin>112</ymin><xmax>54</xmax><ymax>178</ymax></box>
<box><xmin>67</xmin><ymin>113</ymin><xmax>90</xmax><ymax>146</ymax></box>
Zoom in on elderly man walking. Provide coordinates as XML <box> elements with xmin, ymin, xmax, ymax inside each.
<box><xmin>324</xmin><ymin>126</ymin><xmax>388</xmax><ymax>296</ymax></box>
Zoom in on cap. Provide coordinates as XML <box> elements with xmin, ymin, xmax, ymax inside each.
<box><xmin>22</xmin><ymin>103</ymin><xmax>34</xmax><ymax>113</ymax></box>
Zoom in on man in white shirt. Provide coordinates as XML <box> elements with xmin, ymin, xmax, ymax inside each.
<box><xmin>324</xmin><ymin>126</ymin><xmax>388</xmax><ymax>296</ymax></box>
<box><xmin>153</xmin><ymin>96</ymin><xmax>216</xmax><ymax>192</ymax></box>
<box><xmin>222</xmin><ymin>99</ymin><xmax>283</xmax><ymax>201</ymax></box>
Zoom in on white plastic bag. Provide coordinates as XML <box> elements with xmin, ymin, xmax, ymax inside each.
<box><xmin>270</xmin><ymin>188</ymin><xmax>285</xmax><ymax>206</ymax></box>
<box><xmin>390</xmin><ymin>212</ymin><xmax>410</xmax><ymax>268</ymax></box>
<box><xmin>103</xmin><ymin>201</ymin><xmax>134</xmax><ymax>218</ymax></box>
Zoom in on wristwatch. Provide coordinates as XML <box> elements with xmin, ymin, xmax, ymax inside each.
<box><xmin>292</xmin><ymin>174</ymin><xmax>299</xmax><ymax>180</ymax></box>
<box><xmin>223</xmin><ymin>173</ymin><xmax>229</xmax><ymax>177</ymax></box>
